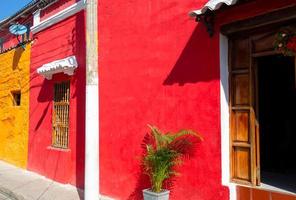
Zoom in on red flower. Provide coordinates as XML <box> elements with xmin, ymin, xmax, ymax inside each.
<box><xmin>287</xmin><ymin>36</ymin><xmax>296</xmax><ymax>52</ymax></box>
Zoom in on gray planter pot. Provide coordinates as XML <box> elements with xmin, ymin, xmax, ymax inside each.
<box><xmin>142</xmin><ymin>189</ymin><xmax>170</xmax><ymax>200</ymax></box>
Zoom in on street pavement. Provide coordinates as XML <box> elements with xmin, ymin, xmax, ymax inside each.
<box><xmin>0</xmin><ymin>161</ymin><xmax>113</xmax><ymax>200</ymax></box>
<box><xmin>0</xmin><ymin>192</ymin><xmax>12</xmax><ymax>200</ymax></box>
<box><xmin>0</xmin><ymin>161</ymin><xmax>83</xmax><ymax>200</ymax></box>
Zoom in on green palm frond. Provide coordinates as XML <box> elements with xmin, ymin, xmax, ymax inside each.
<box><xmin>168</xmin><ymin>129</ymin><xmax>203</xmax><ymax>142</ymax></box>
<box><xmin>143</xmin><ymin>124</ymin><xmax>203</xmax><ymax>193</ymax></box>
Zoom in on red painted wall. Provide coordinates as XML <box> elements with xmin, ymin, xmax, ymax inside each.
<box><xmin>0</xmin><ymin>32</ymin><xmax>23</xmax><ymax>51</ymax></box>
<box><xmin>98</xmin><ymin>0</ymin><xmax>227</xmax><ymax>199</ymax></box>
<box><xmin>28</xmin><ymin>11</ymin><xmax>86</xmax><ymax>188</ymax></box>
<box><xmin>40</xmin><ymin>0</ymin><xmax>78</xmax><ymax>21</ymax></box>
<box><xmin>98</xmin><ymin>0</ymin><xmax>296</xmax><ymax>200</ymax></box>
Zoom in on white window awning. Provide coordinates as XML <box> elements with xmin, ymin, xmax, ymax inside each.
<box><xmin>37</xmin><ymin>55</ymin><xmax>78</xmax><ymax>80</ymax></box>
<box><xmin>189</xmin><ymin>0</ymin><xmax>238</xmax><ymax>17</ymax></box>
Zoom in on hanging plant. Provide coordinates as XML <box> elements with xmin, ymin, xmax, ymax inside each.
<box><xmin>274</xmin><ymin>31</ymin><xmax>296</xmax><ymax>56</ymax></box>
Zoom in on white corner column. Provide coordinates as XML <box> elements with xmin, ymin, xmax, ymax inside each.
<box><xmin>85</xmin><ymin>0</ymin><xmax>99</xmax><ymax>199</ymax></box>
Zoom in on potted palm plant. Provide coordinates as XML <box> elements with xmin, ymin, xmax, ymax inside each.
<box><xmin>142</xmin><ymin>124</ymin><xmax>203</xmax><ymax>200</ymax></box>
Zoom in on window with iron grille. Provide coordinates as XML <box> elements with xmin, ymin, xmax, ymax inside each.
<box><xmin>52</xmin><ymin>81</ymin><xmax>70</xmax><ymax>149</ymax></box>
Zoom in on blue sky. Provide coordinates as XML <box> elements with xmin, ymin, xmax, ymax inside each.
<box><xmin>0</xmin><ymin>0</ymin><xmax>33</xmax><ymax>21</ymax></box>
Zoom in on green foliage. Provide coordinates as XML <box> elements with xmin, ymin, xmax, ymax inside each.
<box><xmin>143</xmin><ymin>124</ymin><xmax>203</xmax><ymax>193</ymax></box>
<box><xmin>274</xmin><ymin>31</ymin><xmax>296</xmax><ymax>56</ymax></box>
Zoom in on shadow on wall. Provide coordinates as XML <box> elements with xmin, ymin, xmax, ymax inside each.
<box><xmin>127</xmin><ymin>24</ymin><xmax>218</xmax><ymax>200</ymax></box>
<box><xmin>127</xmin><ymin>133</ymin><xmax>175</xmax><ymax>200</ymax></box>
<box><xmin>33</xmin><ymin>78</ymin><xmax>52</xmax><ymax>131</ymax></box>
<box><xmin>26</xmin><ymin>71</ymin><xmax>51</xmax><ymax>150</ymax></box>
<box><xmin>163</xmin><ymin>25</ymin><xmax>218</xmax><ymax>86</ymax></box>
<box><xmin>13</xmin><ymin>48</ymin><xmax>25</xmax><ymax>70</ymax></box>
<box><xmin>74</xmin><ymin>11</ymin><xmax>86</xmax><ymax>196</ymax></box>
<box><xmin>128</xmin><ymin>131</ymin><xmax>203</xmax><ymax>200</ymax></box>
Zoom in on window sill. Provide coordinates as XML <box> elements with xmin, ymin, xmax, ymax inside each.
<box><xmin>230</xmin><ymin>182</ymin><xmax>296</xmax><ymax>197</ymax></box>
<box><xmin>258</xmin><ymin>183</ymin><xmax>296</xmax><ymax>196</ymax></box>
<box><xmin>47</xmin><ymin>146</ymin><xmax>71</xmax><ymax>152</ymax></box>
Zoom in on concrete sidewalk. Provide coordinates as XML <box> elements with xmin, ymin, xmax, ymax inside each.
<box><xmin>0</xmin><ymin>161</ymin><xmax>83</xmax><ymax>200</ymax></box>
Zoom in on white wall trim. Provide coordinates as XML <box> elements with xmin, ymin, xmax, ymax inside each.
<box><xmin>33</xmin><ymin>9</ymin><xmax>41</xmax><ymax>27</ymax></box>
<box><xmin>220</xmin><ymin>33</ymin><xmax>237</xmax><ymax>200</ymax></box>
<box><xmin>220</xmin><ymin>33</ymin><xmax>230</xmax><ymax>186</ymax></box>
<box><xmin>31</xmin><ymin>0</ymin><xmax>86</xmax><ymax>34</ymax></box>
<box><xmin>99</xmin><ymin>195</ymin><xmax>114</xmax><ymax>200</ymax></box>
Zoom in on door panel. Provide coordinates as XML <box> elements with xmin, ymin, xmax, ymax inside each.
<box><xmin>233</xmin><ymin>111</ymin><xmax>250</xmax><ymax>143</ymax></box>
<box><xmin>233</xmin><ymin>74</ymin><xmax>250</xmax><ymax>106</ymax></box>
<box><xmin>233</xmin><ymin>147</ymin><xmax>251</xmax><ymax>181</ymax></box>
<box><xmin>229</xmin><ymin>38</ymin><xmax>260</xmax><ymax>185</ymax></box>
<box><xmin>232</xmin><ymin>38</ymin><xmax>250</xmax><ymax>69</ymax></box>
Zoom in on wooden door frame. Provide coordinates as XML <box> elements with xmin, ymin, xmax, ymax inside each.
<box><xmin>221</xmin><ymin>5</ymin><xmax>296</xmax><ymax>187</ymax></box>
<box><xmin>221</xmin><ymin>5</ymin><xmax>296</xmax><ymax>36</ymax></box>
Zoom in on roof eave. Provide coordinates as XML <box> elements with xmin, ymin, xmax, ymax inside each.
<box><xmin>0</xmin><ymin>0</ymin><xmax>38</xmax><ymax>28</ymax></box>
<box><xmin>0</xmin><ymin>0</ymin><xmax>59</xmax><ymax>29</ymax></box>
<box><xmin>189</xmin><ymin>0</ymin><xmax>239</xmax><ymax>17</ymax></box>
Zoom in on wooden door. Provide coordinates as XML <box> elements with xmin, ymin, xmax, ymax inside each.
<box><xmin>229</xmin><ymin>37</ymin><xmax>260</xmax><ymax>185</ymax></box>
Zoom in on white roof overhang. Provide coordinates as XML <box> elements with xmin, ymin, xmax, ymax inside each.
<box><xmin>189</xmin><ymin>0</ymin><xmax>239</xmax><ymax>17</ymax></box>
<box><xmin>37</xmin><ymin>55</ymin><xmax>78</xmax><ymax>80</ymax></box>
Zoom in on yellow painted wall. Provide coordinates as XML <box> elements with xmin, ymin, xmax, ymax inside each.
<box><xmin>0</xmin><ymin>44</ymin><xmax>31</xmax><ymax>168</ymax></box>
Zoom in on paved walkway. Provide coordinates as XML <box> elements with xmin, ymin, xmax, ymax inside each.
<box><xmin>0</xmin><ymin>192</ymin><xmax>12</xmax><ymax>200</ymax></box>
<box><xmin>0</xmin><ymin>161</ymin><xmax>83</xmax><ymax>200</ymax></box>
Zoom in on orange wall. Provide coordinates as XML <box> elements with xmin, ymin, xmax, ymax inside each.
<box><xmin>0</xmin><ymin>44</ymin><xmax>31</xmax><ymax>168</ymax></box>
